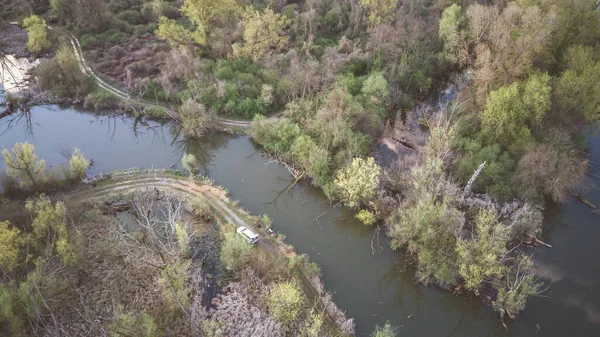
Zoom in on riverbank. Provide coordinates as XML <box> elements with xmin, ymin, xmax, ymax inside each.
<box><xmin>2</xmin><ymin>106</ymin><xmax>600</xmax><ymax>336</ymax></box>
<box><xmin>76</xmin><ymin>169</ymin><xmax>356</xmax><ymax>336</ymax></box>
<box><xmin>0</xmin><ymin>166</ymin><xmax>355</xmax><ymax>336</ymax></box>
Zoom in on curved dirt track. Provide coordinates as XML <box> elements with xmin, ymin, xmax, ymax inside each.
<box><xmin>69</xmin><ymin>176</ymin><xmax>276</xmax><ymax>251</ymax></box>
<box><xmin>49</xmin><ymin>26</ymin><xmax>281</xmax><ymax>127</ymax></box>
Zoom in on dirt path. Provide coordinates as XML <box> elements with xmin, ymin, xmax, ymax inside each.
<box><xmin>68</xmin><ymin>176</ymin><xmax>277</xmax><ymax>251</ymax></box>
<box><xmin>45</xmin><ymin>26</ymin><xmax>284</xmax><ymax>127</ymax></box>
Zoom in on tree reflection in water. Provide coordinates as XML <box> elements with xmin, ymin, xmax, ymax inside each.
<box><xmin>170</xmin><ymin>124</ymin><xmax>232</xmax><ymax>175</ymax></box>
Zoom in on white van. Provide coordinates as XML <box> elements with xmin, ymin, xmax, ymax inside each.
<box><xmin>236</xmin><ymin>226</ymin><xmax>259</xmax><ymax>244</ymax></box>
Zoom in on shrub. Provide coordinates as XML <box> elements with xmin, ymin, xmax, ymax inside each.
<box><xmin>35</xmin><ymin>45</ymin><xmax>93</xmax><ymax>98</ymax></box>
<box><xmin>355</xmin><ymin>209</ymin><xmax>376</xmax><ymax>226</ymax></box>
<box><xmin>371</xmin><ymin>322</ymin><xmax>396</xmax><ymax>337</ymax></box>
<box><xmin>23</xmin><ymin>15</ymin><xmax>51</xmax><ymax>53</ymax></box>
<box><xmin>267</xmin><ymin>281</ymin><xmax>304</xmax><ymax>325</ymax></box>
<box><xmin>178</xmin><ymin>99</ymin><xmax>216</xmax><ymax>137</ymax></box>
<box><xmin>2</xmin><ymin>142</ymin><xmax>46</xmax><ymax>189</ymax></box>
<box><xmin>334</xmin><ymin>157</ymin><xmax>381</xmax><ymax>208</ymax></box>
<box><xmin>69</xmin><ymin>148</ymin><xmax>90</xmax><ymax>180</ymax></box>
<box><xmin>220</xmin><ymin>233</ymin><xmax>253</xmax><ymax>271</ymax></box>
<box><xmin>181</xmin><ymin>153</ymin><xmax>198</xmax><ymax>175</ymax></box>
<box><xmin>117</xmin><ymin>10</ymin><xmax>142</xmax><ymax>25</ymax></box>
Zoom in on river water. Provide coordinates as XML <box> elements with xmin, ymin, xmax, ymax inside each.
<box><xmin>1</xmin><ymin>105</ymin><xmax>599</xmax><ymax>337</ymax></box>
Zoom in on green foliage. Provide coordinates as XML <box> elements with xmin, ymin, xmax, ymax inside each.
<box><xmin>175</xmin><ymin>223</ymin><xmax>191</xmax><ymax>257</ymax></box>
<box><xmin>117</xmin><ymin>10</ymin><xmax>142</xmax><ymax>25</ymax></box>
<box><xmin>250</xmin><ymin>116</ymin><xmax>302</xmax><ymax>154</ymax></box>
<box><xmin>359</xmin><ymin>0</ymin><xmax>398</xmax><ymax>29</ymax></box>
<box><xmin>439</xmin><ymin>4</ymin><xmax>465</xmax><ymax>64</ymax></box>
<box><xmin>361</xmin><ymin>72</ymin><xmax>389</xmax><ymax>116</ymax></box>
<box><xmin>481</xmin><ymin>74</ymin><xmax>551</xmax><ymax>146</ymax></box>
<box><xmin>334</xmin><ymin>157</ymin><xmax>381</xmax><ymax>208</ymax></box>
<box><xmin>267</xmin><ymin>281</ymin><xmax>304</xmax><ymax>325</ymax></box>
<box><xmin>109</xmin><ymin>305</ymin><xmax>160</xmax><ymax>337</ymax></box>
<box><xmin>35</xmin><ymin>45</ymin><xmax>93</xmax><ymax>98</ymax></box>
<box><xmin>2</xmin><ymin>142</ymin><xmax>46</xmax><ymax>189</ymax></box>
<box><xmin>389</xmin><ymin>193</ymin><xmax>462</xmax><ymax>285</ymax></box>
<box><xmin>178</xmin><ymin>99</ymin><xmax>215</xmax><ymax>137</ymax></box>
<box><xmin>69</xmin><ymin>148</ymin><xmax>90</xmax><ymax>180</ymax></box>
<box><xmin>181</xmin><ymin>153</ymin><xmax>198</xmax><ymax>175</ymax></box>
<box><xmin>233</xmin><ymin>8</ymin><xmax>289</xmax><ymax>61</ymax></box>
<box><xmin>180</xmin><ymin>0</ymin><xmax>240</xmax><ymax>38</ymax></box>
<box><xmin>220</xmin><ymin>233</ymin><xmax>253</xmax><ymax>271</ymax></box>
<box><xmin>371</xmin><ymin>322</ymin><xmax>396</xmax><ymax>337</ymax></box>
<box><xmin>456</xmin><ymin>209</ymin><xmax>509</xmax><ymax>292</ymax></box>
<box><xmin>454</xmin><ymin>134</ymin><xmax>516</xmax><ymax>198</ymax></box>
<box><xmin>22</xmin><ymin>15</ymin><xmax>51</xmax><ymax>53</ymax></box>
<box><xmin>156</xmin><ymin>16</ymin><xmax>204</xmax><ymax>46</ymax></box>
<box><xmin>554</xmin><ymin>45</ymin><xmax>600</xmax><ymax>123</ymax></box>
<box><xmin>159</xmin><ymin>260</ymin><xmax>191</xmax><ymax>312</ymax></box>
<box><xmin>49</xmin><ymin>0</ymin><xmax>74</xmax><ymax>25</ymax></box>
<box><xmin>493</xmin><ymin>255</ymin><xmax>542</xmax><ymax>319</ymax></box>
<box><xmin>355</xmin><ymin>209</ymin><xmax>376</xmax><ymax>226</ymax></box>
<box><xmin>302</xmin><ymin>310</ymin><xmax>324</xmax><ymax>337</ymax></box>
<box><xmin>26</xmin><ymin>195</ymin><xmax>79</xmax><ymax>267</ymax></box>
<box><xmin>0</xmin><ymin>221</ymin><xmax>22</xmax><ymax>271</ymax></box>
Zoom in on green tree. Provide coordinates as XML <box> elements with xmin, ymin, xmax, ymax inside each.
<box><xmin>49</xmin><ymin>0</ymin><xmax>74</xmax><ymax>25</ymax></box>
<box><xmin>233</xmin><ymin>8</ymin><xmax>289</xmax><ymax>61</ymax></box>
<box><xmin>156</xmin><ymin>16</ymin><xmax>204</xmax><ymax>46</ymax></box>
<box><xmin>439</xmin><ymin>4</ymin><xmax>466</xmax><ymax>64</ymax></box>
<box><xmin>109</xmin><ymin>306</ymin><xmax>160</xmax><ymax>337</ymax></box>
<box><xmin>69</xmin><ymin>148</ymin><xmax>89</xmax><ymax>180</ymax></box>
<box><xmin>456</xmin><ymin>209</ymin><xmax>509</xmax><ymax>292</ymax></box>
<box><xmin>35</xmin><ymin>45</ymin><xmax>93</xmax><ymax>98</ymax></box>
<box><xmin>355</xmin><ymin>209</ymin><xmax>376</xmax><ymax>226</ymax></box>
<box><xmin>180</xmin><ymin>0</ymin><xmax>240</xmax><ymax>40</ymax></box>
<box><xmin>493</xmin><ymin>255</ymin><xmax>542</xmax><ymax>319</ymax></box>
<box><xmin>359</xmin><ymin>0</ymin><xmax>398</xmax><ymax>29</ymax></box>
<box><xmin>181</xmin><ymin>153</ymin><xmax>198</xmax><ymax>175</ymax></box>
<box><xmin>554</xmin><ymin>45</ymin><xmax>600</xmax><ymax>124</ymax></box>
<box><xmin>177</xmin><ymin>99</ymin><xmax>216</xmax><ymax>137</ymax></box>
<box><xmin>2</xmin><ymin>142</ymin><xmax>46</xmax><ymax>189</ymax></box>
<box><xmin>0</xmin><ymin>221</ymin><xmax>22</xmax><ymax>271</ymax></box>
<box><xmin>334</xmin><ymin>157</ymin><xmax>381</xmax><ymax>208</ymax></box>
<box><xmin>371</xmin><ymin>322</ymin><xmax>396</xmax><ymax>337</ymax></box>
<box><xmin>361</xmin><ymin>72</ymin><xmax>389</xmax><ymax>116</ymax></box>
<box><xmin>268</xmin><ymin>281</ymin><xmax>304</xmax><ymax>325</ymax></box>
<box><xmin>26</xmin><ymin>195</ymin><xmax>78</xmax><ymax>267</ymax></box>
<box><xmin>481</xmin><ymin>74</ymin><xmax>551</xmax><ymax>146</ymax></box>
<box><xmin>22</xmin><ymin>15</ymin><xmax>51</xmax><ymax>54</ymax></box>
<box><xmin>159</xmin><ymin>260</ymin><xmax>191</xmax><ymax>313</ymax></box>
<box><xmin>220</xmin><ymin>233</ymin><xmax>252</xmax><ymax>271</ymax></box>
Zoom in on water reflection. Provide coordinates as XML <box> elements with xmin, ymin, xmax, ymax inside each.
<box><xmin>1</xmin><ymin>106</ymin><xmax>600</xmax><ymax>337</ymax></box>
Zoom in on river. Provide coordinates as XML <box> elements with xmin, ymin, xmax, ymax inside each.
<box><xmin>1</xmin><ymin>105</ymin><xmax>599</xmax><ymax>337</ymax></box>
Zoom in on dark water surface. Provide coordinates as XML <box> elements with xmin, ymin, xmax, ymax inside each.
<box><xmin>1</xmin><ymin>106</ymin><xmax>599</xmax><ymax>336</ymax></box>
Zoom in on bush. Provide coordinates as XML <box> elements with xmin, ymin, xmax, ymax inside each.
<box><xmin>181</xmin><ymin>153</ymin><xmax>198</xmax><ymax>175</ymax></box>
<box><xmin>267</xmin><ymin>281</ymin><xmax>304</xmax><ymax>325</ymax></box>
<box><xmin>23</xmin><ymin>15</ymin><xmax>51</xmax><ymax>53</ymax></box>
<box><xmin>117</xmin><ymin>10</ymin><xmax>142</xmax><ymax>25</ymax></box>
<box><xmin>334</xmin><ymin>157</ymin><xmax>381</xmax><ymax>208</ymax></box>
<box><xmin>178</xmin><ymin>99</ymin><xmax>216</xmax><ymax>137</ymax></box>
<box><xmin>35</xmin><ymin>45</ymin><xmax>94</xmax><ymax>98</ymax></box>
<box><xmin>371</xmin><ymin>322</ymin><xmax>396</xmax><ymax>337</ymax></box>
<box><xmin>220</xmin><ymin>233</ymin><xmax>253</xmax><ymax>271</ymax></box>
<box><xmin>69</xmin><ymin>148</ymin><xmax>90</xmax><ymax>180</ymax></box>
